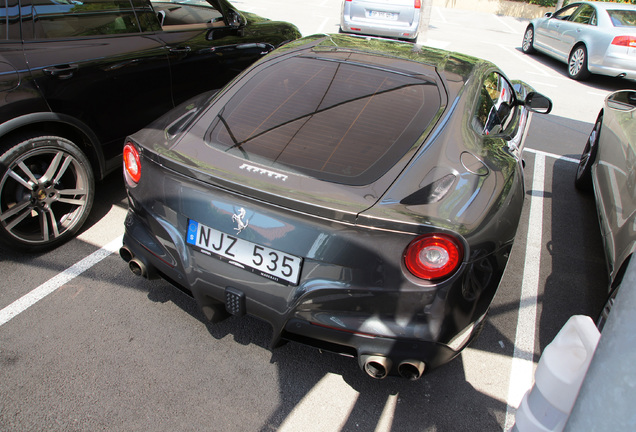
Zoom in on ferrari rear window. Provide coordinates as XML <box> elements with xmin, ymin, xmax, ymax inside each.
<box><xmin>200</xmin><ymin>54</ymin><xmax>442</xmax><ymax>185</ymax></box>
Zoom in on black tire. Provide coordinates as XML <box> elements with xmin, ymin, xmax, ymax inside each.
<box><xmin>597</xmin><ymin>284</ymin><xmax>619</xmax><ymax>332</ymax></box>
<box><xmin>575</xmin><ymin>113</ymin><xmax>601</xmax><ymax>192</ymax></box>
<box><xmin>568</xmin><ymin>45</ymin><xmax>590</xmax><ymax>80</ymax></box>
<box><xmin>0</xmin><ymin>134</ymin><xmax>95</xmax><ymax>251</ymax></box>
<box><xmin>521</xmin><ymin>25</ymin><xmax>536</xmax><ymax>54</ymax></box>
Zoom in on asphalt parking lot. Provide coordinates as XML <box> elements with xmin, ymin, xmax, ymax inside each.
<box><xmin>1</xmin><ymin>2</ymin><xmax>635</xmax><ymax>431</ymax></box>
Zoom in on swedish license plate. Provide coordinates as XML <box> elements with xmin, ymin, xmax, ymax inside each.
<box><xmin>368</xmin><ymin>10</ymin><xmax>398</xmax><ymax>20</ymax></box>
<box><xmin>186</xmin><ymin>219</ymin><xmax>302</xmax><ymax>286</ymax></box>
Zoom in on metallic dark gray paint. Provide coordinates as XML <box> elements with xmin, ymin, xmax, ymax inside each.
<box><xmin>122</xmin><ymin>34</ymin><xmax>551</xmax><ymax>377</ymax></box>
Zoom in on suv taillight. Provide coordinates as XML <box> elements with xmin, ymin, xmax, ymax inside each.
<box><xmin>415</xmin><ymin>0</ymin><xmax>421</xmax><ymax>8</ymax></box>
<box><xmin>611</xmin><ymin>36</ymin><xmax>636</xmax><ymax>47</ymax></box>
<box><xmin>123</xmin><ymin>142</ymin><xmax>141</xmax><ymax>185</ymax></box>
<box><xmin>404</xmin><ymin>234</ymin><xmax>463</xmax><ymax>280</ymax></box>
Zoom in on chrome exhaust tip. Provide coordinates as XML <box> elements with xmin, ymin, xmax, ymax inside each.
<box><xmin>129</xmin><ymin>258</ymin><xmax>147</xmax><ymax>278</ymax></box>
<box><xmin>361</xmin><ymin>355</ymin><xmax>392</xmax><ymax>379</ymax></box>
<box><xmin>119</xmin><ymin>246</ymin><xmax>134</xmax><ymax>263</ymax></box>
<box><xmin>398</xmin><ymin>360</ymin><xmax>426</xmax><ymax>380</ymax></box>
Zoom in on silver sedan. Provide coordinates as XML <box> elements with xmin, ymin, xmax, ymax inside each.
<box><xmin>575</xmin><ymin>90</ymin><xmax>636</xmax><ymax>328</ymax></box>
<box><xmin>522</xmin><ymin>1</ymin><xmax>636</xmax><ymax>80</ymax></box>
<box><xmin>340</xmin><ymin>0</ymin><xmax>421</xmax><ymax>43</ymax></box>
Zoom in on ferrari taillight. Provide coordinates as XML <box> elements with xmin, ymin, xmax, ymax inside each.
<box><xmin>611</xmin><ymin>36</ymin><xmax>636</xmax><ymax>47</ymax></box>
<box><xmin>123</xmin><ymin>142</ymin><xmax>141</xmax><ymax>185</ymax></box>
<box><xmin>404</xmin><ymin>234</ymin><xmax>463</xmax><ymax>280</ymax></box>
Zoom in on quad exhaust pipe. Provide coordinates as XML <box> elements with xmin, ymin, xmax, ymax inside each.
<box><xmin>119</xmin><ymin>246</ymin><xmax>155</xmax><ymax>279</ymax></box>
<box><xmin>361</xmin><ymin>355</ymin><xmax>392</xmax><ymax>379</ymax></box>
<box><xmin>128</xmin><ymin>258</ymin><xmax>149</xmax><ymax>278</ymax></box>
<box><xmin>119</xmin><ymin>245</ymin><xmax>134</xmax><ymax>263</ymax></box>
<box><xmin>360</xmin><ymin>355</ymin><xmax>426</xmax><ymax>380</ymax></box>
<box><xmin>398</xmin><ymin>359</ymin><xmax>426</xmax><ymax>380</ymax></box>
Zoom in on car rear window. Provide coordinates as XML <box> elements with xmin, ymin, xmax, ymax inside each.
<box><xmin>608</xmin><ymin>10</ymin><xmax>636</xmax><ymax>27</ymax></box>
<box><xmin>200</xmin><ymin>55</ymin><xmax>442</xmax><ymax>186</ymax></box>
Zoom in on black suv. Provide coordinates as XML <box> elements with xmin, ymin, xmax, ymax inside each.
<box><xmin>0</xmin><ymin>0</ymin><xmax>300</xmax><ymax>251</ymax></box>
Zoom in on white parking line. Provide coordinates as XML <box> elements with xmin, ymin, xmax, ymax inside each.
<box><xmin>433</xmin><ymin>7</ymin><xmax>448</xmax><ymax>23</ymax></box>
<box><xmin>0</xmin><ymin>235</ymin><xmax>123</xmax><ymax>327</ymax></box>
<box><xmin>502</xmin><ymin>45</ymin><xmax>553</xmax><ymax>77</ymax></box>
<box><xmin>504</xmin><ymin>152</ymin><xmax>545</xmax><ymax>430</ymax></box>
<box><xmin>317</xmin><ymin>17</ymin><xmax>331</xmax><ymax>33</ymax></box>
<box><xmin>494</xmin><ymin>15</ymin><xmax>518</xmax><ymax>34</ymax></box>
<box><xmin>503</xmin><ymin>149</ymin><xmax>579</xmax><ymax>430</ymax></box>
<box><xmin>525</xmin><ymin>147</ymin><xmax>579</xmax><ymax>164</ymax></box>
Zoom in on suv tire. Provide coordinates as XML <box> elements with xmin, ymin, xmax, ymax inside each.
<box><xmin>0</xmin><ymin>135</ymin><xmax>95</xmax><ymax>251</ymax></box>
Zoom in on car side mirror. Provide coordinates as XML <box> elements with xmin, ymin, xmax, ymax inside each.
<box><xmin>607</xmin><ymin>90</ymin><xmax>636</xmax><ymax>111</ymax></box>
<box><xmin>545</xmin><ymin>12</ymin><xmax>553</xmax><ymax>18</ymax></box>
<box><xmin>227</xmin><ymin>10</ymin><xmax>244</xmax><ymax>29</ymax></box>
<box><xmin>525</xmin><ymin>92</ymin><xmax>552</xmax><ymax>114</ymax></box>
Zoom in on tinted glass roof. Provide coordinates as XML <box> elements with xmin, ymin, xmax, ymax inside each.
<box><xmin>200</xmin><ymin>53</ymin><xmax>442</xmax><ymax>185</ymax></box>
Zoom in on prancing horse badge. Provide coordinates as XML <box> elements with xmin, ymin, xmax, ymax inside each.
<box><xmin>232</xmin><ymin>208</ymin><xmax>249</xmax><ymax>234</ymax></box>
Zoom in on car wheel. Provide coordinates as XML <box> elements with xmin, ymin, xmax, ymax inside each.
<box><xmin>521</xmin><ymin>26</ymin><xmax>536</xmax><ymax>54</ymax></box>
<box><xmin>597</xmin><ymin>284</ymin><xmax>619</xmax><ymax>332</ymax></box>
<box><xmin>568</xmin><ymin>45</ymin><xmax>590</xmax><ymax>80</ymax></box>
<box><xmin>575</xmin><ymin>113</ymin><xmax>601</xmax><ymax>192</ymax></box>
<box><xmin>0</xmin><ymin>135</ymin><xmax>95</xmax><ymax>251</ymax></box>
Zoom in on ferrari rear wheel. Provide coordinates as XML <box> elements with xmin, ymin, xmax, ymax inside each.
<box><xmin>575</xmin><ymin>113</ymin><xmax>601</xmax><ymax>192</ymax></box>
<box><xmin>568</xmin><ymin>45</ymin><xmax>590</xmax><ymax>80</ymax></box>
<box><xmin>0</xmin><ymin>134</ymin><xmax>95</xmax><ymax>251</ymax></box>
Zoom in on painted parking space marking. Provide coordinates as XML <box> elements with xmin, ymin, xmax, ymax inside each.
<box><xmin>502</xmin><ymin>45</ymin><xmax>553</xmax><ymax>77</ymax></box>
<box><xmin>503</xmin><ymin>149</ymin><xmax>579</xmax><ymax>430</ymax></box>
<box><xmin>525</xmin><ymin>147</ymin><xmax>578</xmax><ymax>164</ymax></box>
<box><xmin>504</xmin><ymin>151</ymin><xmax>546</xmax><ymax>430</ymax></box>
<box><xmin>0</xmin><ymin>235</ymin><xmax>122</xmax><ymax>327</ymax></box>
<box><xmin>433</xmin><ymin>6</ymin><xmax>448</xmax><ymax>23</ymax></box>
<box><xmin>494</xmin><ymin>14</ymin><xmax>518</xmax><ymax>34</ymax></box>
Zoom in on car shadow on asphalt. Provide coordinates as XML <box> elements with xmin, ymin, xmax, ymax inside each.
<box><xmin>139</xmin><ymin>272</ymin><xmax>508</xmax><ymax>431</ymax></box>
<box><xmin>514</xmin><ymin>47</ymin><xmax>636</xmax><ymax>92</ymax></box>
<box><xmin>538</xmin><ymin>157</ymin><xmax>607</xmax><ymax>351</ymax></box>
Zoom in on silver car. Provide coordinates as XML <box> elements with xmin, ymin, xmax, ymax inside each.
<box><xmin>340</xmin><ymin>0</ymin><xmax>421</xmax><ymax>42</ymax></box>
<box><xmin>575</xmin><ymin>90</ymin><xmax>636</xmax><ymax>328</ymax></box>
<box><xmin>522</xmin><ymin>1</ymin><xmax>636</xmax><ymax>80</ymax></box>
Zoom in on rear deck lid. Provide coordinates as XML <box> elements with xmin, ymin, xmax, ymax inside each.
<box><xmin>157</xmin><ymin>46</ymin><xmax>445</xmax><ymax>222</ymax></box>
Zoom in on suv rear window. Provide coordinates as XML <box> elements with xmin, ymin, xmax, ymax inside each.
<box><xmin>200</xmin><ymin>54</ymin><xmax>442</xmax><ymax>185</ymax></box>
